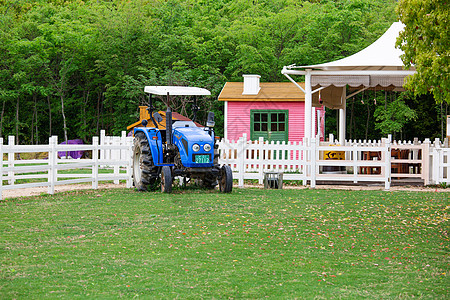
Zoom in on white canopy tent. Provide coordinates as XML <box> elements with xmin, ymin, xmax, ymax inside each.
<box><xmin>281</xmin><ymin>22</ymin><xmax>416</xmax><ymax>142</ymax></box>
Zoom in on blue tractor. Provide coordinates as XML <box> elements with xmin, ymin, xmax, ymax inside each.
<box><xmin>132</xmin><ymin>86</ymin><xmax>233</xmax><ymax>193</ymax></box>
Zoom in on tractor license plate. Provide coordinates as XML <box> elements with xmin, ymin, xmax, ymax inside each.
<box><xmin>195</xmin><ymin>155</ymin><xmax>209</xmax><ymax>164</ymax></box>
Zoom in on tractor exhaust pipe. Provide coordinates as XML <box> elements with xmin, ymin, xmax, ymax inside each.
<box><xmin>166</xmin><ymin>106</ymin><xmax>172</xmax><ymax>145</ymax></box>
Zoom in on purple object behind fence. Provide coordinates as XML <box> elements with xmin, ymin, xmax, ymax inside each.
<box><xmin>58</xmin><ymin>139</ymin><xmax>84</xmax><ymax>159</ymax></box>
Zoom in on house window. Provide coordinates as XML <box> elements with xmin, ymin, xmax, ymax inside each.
<box><xmin>251</xmin><ymin>110</ymin><xmax>288</xmax><ymax>141</ymax></box>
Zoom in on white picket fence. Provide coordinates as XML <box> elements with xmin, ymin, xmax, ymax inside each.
<box><xmin>1</xmin><ymin>131</ymin><xmax>133</xmax><ymax>200</ymax></box>
<box><xmin>1</xmin><ymin>131</ymin><xmax>449</xmax><ymax>200</ymax></box>
<box><xmin>217</xmin><ymin>134</ymin><xmax>450</xmax><ymax>189</ymax></box>
<box><xmin>431</xmin><ymin>144</ymin><xmax>450</xmax><ymax>185</ymax></box>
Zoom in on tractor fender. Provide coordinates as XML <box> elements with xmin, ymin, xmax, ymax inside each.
<box><xmin>134</xmin><ymin>127</ymin><xmax>163</xmax><ymax>165</ymax></box>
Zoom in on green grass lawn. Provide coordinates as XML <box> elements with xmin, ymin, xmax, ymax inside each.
<box><xmin>1</xmin><ymin>188</ymin><xmax>448</xmax><ymax>298</ymax></box>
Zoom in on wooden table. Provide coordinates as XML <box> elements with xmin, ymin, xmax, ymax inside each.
<box><xmin>360</xmin><ymin>151</ymin><xmax>381</xmax><ymax>174</ymax></box>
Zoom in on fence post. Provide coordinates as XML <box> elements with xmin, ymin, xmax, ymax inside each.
<box><xmin>92</xmin><ymin>136</ymin><xmax>99</xmax><ymax>189</ymax></box>
<box><xmin>105</xmin><ymin>136</ymin><xmax>111</xmax><ymax>163</ymax></box>
<box><xmin>0</xmin><ymin>137</ymin><xmax>3</xmax><ymax>200</ymax></box>
<box><xmin>384</xmin><ymin>138</ymin><xmax>391</xmax><ymax>190</ymax></box>
<box><xmin>274</xmin><ymin>140</ymin><xmax>279</xmax><ymax>172</ymax></box>
<box><xmin>442</xmin><ymin>149</ymin><xmax>449</xmax><ymax>184</ymax></box>
<box><xmin>100</xmin><ymin>130</ymin><xmax>106</xmax><ymax>162</ymax></box>
<box><xmin>48</xmin><ymin>136</ymin><xmax>57</xmax><ymax>195</ymax></box>
<box><xmin>126</xmin><ymin>136</ymin><xmax>133</xmax><ymax>188</ymax></box>
<box><xmin>121</xmin><ymin>131</ymin><xmax>127</xmax><ymax>160</ymax></box>
<box><xmin>300</xmin><ymin>140</ymin><xmax>307</xmax><ymax>186</ymax></box>
<box><xmin>121</xmin><ymin>132</ymin><xmax>127</xmax><ymax>183</ymax></box>
<box><xmin>237</xmin><ymin>134</ymin><xmax>246</xmax><ymax>188</ymax></box>
<box><xmin>353</xmin><ymin>143</ymin><xmax>358</xmax><ymax>183</ymax></box>
<box><xmin>423</xmin><ymin>139</ymin><xmax>431</xmax><ymax>185</ymax></box>
<box><xmin>113</xmin><ymin>136</ymin><xmax>120</xmax><ymax>184</ymax></box>
<box><xmin>412</xmin><ymin>138</ymin><xmax>419</xmax><ymax>173</ymax></box>
<box><xmin>310</xmin><ymin>137</ymin><xmax>317</xmax><ymax>188</ymax></box>
<box><xmin>8</xmin><ymin>136</ymin><xmax>14</xmax><ymax>185</ymax></box>
<box><xmin>431</xmin><ymin>147</ymin><xmax>440</xmax><ymax>185</ymax></box>
<box><xmin>258</xmin><ymin>137</ymin><xmax>264</xmax><ymax>184</ymax></box>
<box><xmin>303</xmin><ymin>138</ymin><xmax>310</xmax><ymax>184</ymax></box>
<box><xmin>434</xmin><ymin>138</ymin><xmax>440</xmax><ymax>148</ymax></box>
<box><xmin>431</xmin><ymin>140</ymin><xmax>441</xmax><ymax>185</ymax></box>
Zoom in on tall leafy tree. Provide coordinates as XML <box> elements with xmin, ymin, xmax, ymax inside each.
<box><xmin>397</xmin><ymin>0</ymin><xmax>450</xmax><ymax>103</ymax></box>
<box><xmin>1</xmin><ymin>0</ymin><xmax>437</xmax><ymax>143</ymax></box>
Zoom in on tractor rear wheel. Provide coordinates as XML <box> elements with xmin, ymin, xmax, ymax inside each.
<box><xmin>132</xmin><ymin>132</ymin><xmax>159</xmax><ymax>191</ymax></box>
<box><xmin>219</xmin><ymin>165</ymin><xmax>233</xmax><ymax>193</ymax></box>
<box><xmin>161</xmin><ymin>166</ymin><xmax>173</xmax><ymax>193</ymax></box>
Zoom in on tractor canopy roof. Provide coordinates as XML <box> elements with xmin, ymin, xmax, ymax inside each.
<box><xmin>144</xmin><ymin>86</ymin><xmax>211</xmax><ymax>96</ymax></box>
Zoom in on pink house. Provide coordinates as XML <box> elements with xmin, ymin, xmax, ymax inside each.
<box><xmin>218</xmin><ymin>75</ymin><xmax>325</xmax><ymax>142</ymax></box>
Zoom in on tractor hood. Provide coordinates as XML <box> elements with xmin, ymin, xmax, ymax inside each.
<box><xmin>173</xmin><ymin>127</ymin><xmax>214</xmax><ymax>168</ymax></box>
<box><xmin>173</xmin><ymin>127</ymin><xmax>213</xmax><ymax>143</ymax></box>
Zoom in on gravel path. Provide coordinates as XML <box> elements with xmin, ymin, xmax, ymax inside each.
<box><xmin>1</xmin><ymin>183</ymin><xmax>128</xmax><ymax>199</ymax></box>
<box><xmin>2</xmin><ymin>182</ymin><xmax>448</xmax><ymax>199</ymax></box>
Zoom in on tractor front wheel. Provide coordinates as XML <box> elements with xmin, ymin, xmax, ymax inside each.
<box><xmin>219</xmin><ymin>165</ymin><xmax>233</xmax><ymax>193</ymax></box>
<box><xmin>202</xmin><ymin>172</ymin><xmax>218</xmax><ymax>189</ymax></box>
<box><xmin>161</xmin><ymin>166</ymin><xmax>173</xmax><ymax>193</ymax></box>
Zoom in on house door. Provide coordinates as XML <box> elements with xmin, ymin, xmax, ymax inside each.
<box><xmin>250</xmin><ymin>110</ymin><xmax>288</xmax><ymax>142</ymax></box>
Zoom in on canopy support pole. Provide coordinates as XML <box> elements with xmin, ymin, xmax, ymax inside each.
<box><xmin>284</xmin><ymin>73</ymin><xmax>306</xmax><ymax>94</ymax></box>
<box><xmin>312</xmin><ymin>86</ymin><xmax>326</xmax><ymax>94</ymax></box>
<box><xmin>283</xmin><ymin>71</ymin><xmax>347</xmax><ymax>141</ymax></box>
<box><xmin>346</xmin><ymin>87</ymin><xmax>369</xmax><ymax>100</ymax></box>
<box><xmin>304</xmin><ymin>69</ymin><xmax>312</xmax><ymax>140</ymax></box>
<box><xmin>338</xmin><ymin>87</ymin><xmax>346</xmax><ymax>143</ymax></box>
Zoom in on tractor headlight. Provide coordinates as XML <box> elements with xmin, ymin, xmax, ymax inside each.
<box><xmin>192</xmin><ymin>144</ymin><xmax>200</xmax><ymax>152</ymax></box>
<box><xmin>203</xmin><ymin>144</ymin><xmax>211</xmax><ymax>152</ymax></box>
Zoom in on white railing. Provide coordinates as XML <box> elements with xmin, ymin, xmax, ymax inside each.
<box><xmin>218</xmin><ymin>134</ymin><xmax>449</xmax><ymax>189</ymax></box>
<box><xmin>218</xmin><ymin>134</ymin><xmax>390</xmax><ymax>189</ymax></box>
<box><xmin>2</xmin><ymin>132</ymin><xmax>449</xmax><ymax>199</ymax></box>
<box><xmin>100</xmin><ymin>130</ymin><xmax>131</xmax><ymax>183</ymax></box>
<box><xmin>1</xmin><ymin>132</ymin><xmax>133</xmax><ymax>200</ymax></box>
<box><xmin>431</xmin><ymin>145</ymin><xmax>450</xmax><ymax>185</ymax></box>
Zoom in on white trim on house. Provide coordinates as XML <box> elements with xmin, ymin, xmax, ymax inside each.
<box><xmin>224</xmin><ymin>100</ymin><xmax>228</xmax><ymax>141</ymax></box>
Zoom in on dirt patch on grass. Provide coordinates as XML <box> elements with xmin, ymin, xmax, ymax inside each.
<box><xmin>2</xmin><ymin>183</ymin><xmax>128</xmax><ymax>199</ymax></box>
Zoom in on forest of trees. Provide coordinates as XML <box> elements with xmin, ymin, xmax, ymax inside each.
<box><xmin>0</xmin><ymin>0</ymin><xmax>447</xmax><ymax>145</ymax></box>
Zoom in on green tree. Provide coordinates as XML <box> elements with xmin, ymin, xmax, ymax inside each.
<box><xmin>374</xmin><ymin>94</ymin><xmax>417</xmax><ymax>138</ymax></box>
<box><xmin>397</xmin><ymin>0</ymin><xmax>450</xmax><ymax>103</ymax></box>
<box><xmin>401</xmin><ymin>92</ymin><xmax>448</xmax><ymax>140</ymax></box>
<box><xmin>0</xmin><ymin>0</ymin><xmax>421</xmax><ymax>142</ymax></box>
